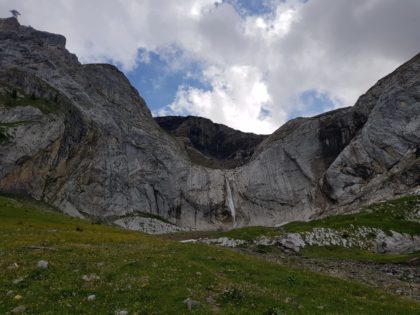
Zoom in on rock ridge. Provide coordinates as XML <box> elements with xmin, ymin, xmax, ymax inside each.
<box><xmin>155</xmin><ymin>115</ymin><xmax>267</xmax><ymax>169</ymax></box>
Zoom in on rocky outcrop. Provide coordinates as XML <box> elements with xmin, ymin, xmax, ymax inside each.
<box><xmin>276</xmin><ymin>227</ymin><xmax>420</xmax><ymax>254</ymax></box>
<box><xmin>0</xmin><ymin>17</ymin><xmax>419</xmax><ymax>232</ymax></box>
<box><xmin>155</xmin><ymin>115</ymin><xmax>267</xmax><ymax>169</ymax></box>
<box><xmin>320</xmin><ymin>57</ymin><xmax>420</xmax><ymax>210</ymax></box>
<box><xmin>113</xmin><ymin>216</ymin><xmax>188</xmax><ymax>234</ymax></box>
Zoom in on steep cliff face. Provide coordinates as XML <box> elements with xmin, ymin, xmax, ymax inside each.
<box><xmin>321</xmin><ymin>57</ymin><xmax>420</xmax><ymax>209</ymax></box>
<box><xmin>0</xmin><ymin>17</ymin><xmax>419</xmax><ymax>232</ymax></box>
<box><xmin>0</xmin><ymin>17</ymin><xmax>189</xmax><ymax>222</ymax></box>
<box><xmin>155</xmin><ymin>115</ymin><xmax>267</xmax><ymax>169</ymax></box>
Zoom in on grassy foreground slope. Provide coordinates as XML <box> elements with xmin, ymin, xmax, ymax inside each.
<box><xmin>0</xmin><ymin>196</ymin><xmax>419</xmax><ymax>314</ymax></box>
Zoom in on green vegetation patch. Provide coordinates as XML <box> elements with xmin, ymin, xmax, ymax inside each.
<box><xmin>0</xmin><ymin>91</ymin><xmax>59</xmax><ymax>114</ymax></box>
<box><xmin>284</xmin><ymin>195</ymin><xmax>420</xmax><ymax>235</ymax></box>
<box><xmin>217</xmin><ymin>226</ymin><xmax>281</xmax><ymax>241</ymax></box>
<box><xmin>0</xmin><ymin>121</ymin><xmax>34</xmax><ymax>144</ymax></box>
<box><xmin>0</xmin><ymin>126</ymin><xmax>10</xmax><ymax>144</ymax></box>
<box><xmin>301</xmin><ymin>246</ymin><xmax>420</xmax><ymax>263</ymax></box>
<box><xmin>1</xmin><ymin>195</ymin><xmax>419</xmax><ymax>314</ymax></box>
<box><xmin>0</xmin><ymin>121</ymin><xmax>32</xmax><ymax>128</ymax></box>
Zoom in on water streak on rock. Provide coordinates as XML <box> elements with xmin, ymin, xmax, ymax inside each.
<box><xmin>225</xmin><ymin>178</ymin><xmax>236</xmax><ymax>227</ymax></box>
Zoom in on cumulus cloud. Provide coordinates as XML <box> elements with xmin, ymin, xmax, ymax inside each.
<box><xmin>161</xmin><ymin>65</ymin><xmax>278</xmax><ymax>134</ymax></box>
<box><xmin>1</xmin><ymin>0</ymin><xmax>420</xmax><ymax>134</ymax></box>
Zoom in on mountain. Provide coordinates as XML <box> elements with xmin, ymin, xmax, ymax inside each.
<box><xmin>0</xmin><ymin>17</ymin><xmax>419</xmax><ymax>232</ymax></box>
<box><xmin>155</xmin><ymin>115</ymin><xmax>267</xmax><ymax>169</ymax></box>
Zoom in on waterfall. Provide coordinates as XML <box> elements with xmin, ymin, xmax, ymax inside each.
<box><xmin>225</xmin><ymin>179</ymin><xmax>236</xmax><ymax>227</ymax></box>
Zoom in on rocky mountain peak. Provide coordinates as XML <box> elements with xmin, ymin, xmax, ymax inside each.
<box><xmin>155</xmin><ymin>115</ymin><xmax>267</xmax><ymax>169</ymax></box>
<box><xmin>0</xmin><ymin>17</ymin><xmax>19</xmax><ymax>31</ymax></box>
<box><xmin>0</xmin><ymin>17</ymin><xmax>67</xmax><ymax>48</ymax></box>
<box><xmin>0</xmin><ymin>17</ymin><xmax>78</xmax><ymax>68</ymax></box>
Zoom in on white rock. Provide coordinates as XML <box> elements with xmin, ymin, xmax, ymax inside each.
<box><xmin>11</xmin><ymin>305</ymin><xmax>26</xmax><ymax>314</ymax></box>
<box><xmin>183</xmin><ymin>297</ymin><xmax>200</xmax><ymax>310</ymax></box>
<box><xmin>12</xmin><ymin>277</ymin><xmax>24</xmax><ymax>284</ymax></box>
<box><xmin>254</xmin><ymin>236</ymin><xmax>275</xmax><ymax>246</ymax></box>
<box><xmin>179</xmin><ymin>239</ymin><xmax>198</xmax><ymax>243</ymax></box>
<box><xmin>278</xmin><ymin>233</ymin><xmax>306</xmax><ymax>252</ymax></box>
<box><xmin>7</xmin><ymin>263</ymin><xmax>19</xmax><ymax>270</ymax></box>
<box><xmin>82</xmin><ymin>274</ymin><xmax>100</xmax><ymax>282</ymax></box>
<box><xmin>201</xmin><ymin>237</ymin><xmax>247</xmax><ymax>248</ymax></box>
<box><xmin>37</xmin><ymin>260</ymin><xmax>48</xmax><ymax>269</ymax></box>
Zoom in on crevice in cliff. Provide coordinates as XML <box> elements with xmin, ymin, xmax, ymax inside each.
<box><xmin>283</xmin><ymin>149</ymin><xmax>314</xmax><ymax>183</ymax></box>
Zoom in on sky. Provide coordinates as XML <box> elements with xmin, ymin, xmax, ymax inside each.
<box><xmin>1</xmin><ymin>0</ymin><xmax>420</xmax><ymax>134</ymax></box>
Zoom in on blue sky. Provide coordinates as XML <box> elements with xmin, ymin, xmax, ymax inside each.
<box><xmin>223</xmin><ymin>0</ymin><xmax>281</xmax><ymax>16</ymax></box>
<box><xmin>126</xmin><ymin>50</ymin><xmax>210</xmax><ymax>114</ymax></box>
<box><xmin>4</xmin><ymin>0</ymin><xmax>419</xmax><ymax>134</ymax></box>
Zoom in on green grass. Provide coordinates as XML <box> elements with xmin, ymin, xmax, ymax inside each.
<box><xmin>0</xmin><ymin>127</ymin><xmax>9</xmax><ymax>144</ymax></box>
<box><xmin>218</xmin><ymin>226</ymin><xmax>280</xmax><ymax>241</ymax></box>
<box><xmin>284</xmin><ymin>196</ymin><xmax>420</xmax><ymax>235</ymax></box>
<box><xmin>1</xmin><ymin>195</ymin><xmax>420</xmax><ymax>314</ymax></box>
<box><xmin>0</xmin><ymin>89</ymin><xmax>60</xmax><ymax>144</ymax></box>
<box><xmin>0</xmin><ymin>121</ymin><xmax>34</xmax><ymax>144</ymax></box>
<box><xmin>0</xmin><ymin>121</ymin><xmax>32</xmax><ymax>128</ymax></box>
<box><xmin>301</xmin><ymin>246</ymin><xmax>420</xmax><ymax>263</ymax></box>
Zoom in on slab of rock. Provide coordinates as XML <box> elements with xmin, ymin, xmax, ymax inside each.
<box><xmin>278</xmin><ymin>233</ymin><xmax>306</xmax><ymax>252</ymax></box>
<box><xmin>255</xmin><ymin>236</ymin><xmax>276</xmax><ymax>246</ymax></box>
<box><xmin>183</xmin><ymin>297</ymin><xmax>200</xmax><ymax>310</ymax></box>
<box><xmin>7</xmin><ymin>262</ymin><xmax>19</xmax><ymax>270</ymax></box>
<box><xmin>376</xmin><ymin>231</ymin><xmax>420</xmax><ymax>254</ymax></box>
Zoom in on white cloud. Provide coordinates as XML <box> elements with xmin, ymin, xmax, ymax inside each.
<box><xmin>161</xmin><ymin>65</ymin><xmax>279</xmax><ymax>134</ymax></box>
<box><xmin>1</xmin><ymin>0</ymin><xmax>420</xmax><ymax>134</ymax></box>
